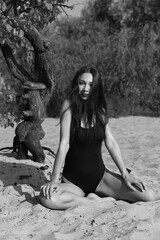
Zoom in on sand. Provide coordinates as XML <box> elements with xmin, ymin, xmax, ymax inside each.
<box><xmin>0</xmin><ymin>117</ymin><xmax>160</xmax><ymax>240</ymax></box>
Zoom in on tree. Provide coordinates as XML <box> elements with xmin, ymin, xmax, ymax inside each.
<box><xmin>47</xmin><ymin>0</ymin><xmax>160</xmax><ymax>117</ymax></box>
<box><xmin>108</xmin><ymin>0</ymin><xmax>160</xmax><ymax>28</ymax></box>
<box><xmin>0</xmin><ymin>0</ymin><xmax>72</xmax><ymax>162</ymax></box>
<box><xmin>83</xmin><ymin>0</ymin><xmax>160</xmax><ymax>31</ymax></box>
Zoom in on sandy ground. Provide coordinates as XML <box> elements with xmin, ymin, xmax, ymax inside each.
<box><xmin>0</xmin><ymin>117</ymin><xmax>160</xmax><ymax>240</ymax></box>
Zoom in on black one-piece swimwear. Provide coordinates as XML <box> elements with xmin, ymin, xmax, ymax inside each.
<box><xmin>63</xmin><ymin>121</ymin><xmax>106</xmax><ymax>195</ymax></box>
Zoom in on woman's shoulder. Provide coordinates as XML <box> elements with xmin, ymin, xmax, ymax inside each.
<box><xmin>99</xmin><ymin>111</ymin><xmax>109</xmax><ymax>126</ymax></box>
<box><xmin>61</xmin><ymin>99</ymin><xmax>72</xmax><ymax>115</ymax></box>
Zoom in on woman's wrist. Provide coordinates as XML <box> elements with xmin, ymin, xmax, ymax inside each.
<box><xmin>51</xmin><ymin>174</ymin><xmax>59</xmax><ymax>183</ymax></box>
<box><xmin>121</xmin><ymin>168</ymin><xmax>129</xmax><ymax>180</ymax></box>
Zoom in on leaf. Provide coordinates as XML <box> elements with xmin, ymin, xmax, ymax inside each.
<box><xmin>6</xmin><ymin>24</ymin><xmax>12</xmax><ymax>33</ymax></box>
<box><xmin>1</xmin><ymin>1</ymin><xmax>6</xmax><ymax>12</ymax></box>
<box><xmin>19</xmin><ymin>29</ymin><xmax>24</xmax><ymax>38</ymax></box>
<box><xmin>46</xmin><ymin>3</ymin><xmax>53</xmax><ymax>10</ymax></box>
<box><xmin>13</xmin><ymin>28</ymin><xmax>17</xmax><ymax>36</ymax></box>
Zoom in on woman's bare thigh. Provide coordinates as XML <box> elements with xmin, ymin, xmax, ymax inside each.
<box><xmin>39</xmin><ymin>178</ymin><xmax>85</xmax><ymax>210</ymax></box>
<box><xmin>95</xmin><ymin>168</ymin><xmax>157</xmax><ymax>202</ymax></box>
<box><xmin>61</xmin><ymin>176</ymin><xmax>85</xmax><ymax>197</ymax></box>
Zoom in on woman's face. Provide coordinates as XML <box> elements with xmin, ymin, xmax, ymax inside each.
<box><xmin>78</xmin><ymin>73</ymin><xmax>93</xmax><ymax>100</ymax></box>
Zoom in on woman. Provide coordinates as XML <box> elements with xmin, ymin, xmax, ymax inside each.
<box><xmin>40</xmin><ymin>66</ymin><xmax>159</xmax><ymax>210</ymax></box>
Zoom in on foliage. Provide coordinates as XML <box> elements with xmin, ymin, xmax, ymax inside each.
<box><xmin>0</xmin><ymin>0</ymin><xmax>69</xmax><ymax>44</ymax></box>
<box><xmin>110</xmin><ymin>0</ymin><xmax>160</xmax><ymax>28</ymax></box>
<box><xmin>1</xmin><ymin>0</ymin><xmax>160</xmax><ymax>119</ymax></box>
<box><xmin>46</xmin><ymin>85</ymin><xmax>65</xmax><ymax>117</ymax></box>
<box><xmin>0</xmin><ymin>0</ymin><xmax>71</xmax><ymax>126</ymax></box>
<box><xmin>45</xmin><ymin>0</ymin><xmax>160</xmax><ymax>117</ymax></box>
<box><xmin>89</xmin><ymin>0</ymin><xmax>160</xmax><ymax>29</ymax></box>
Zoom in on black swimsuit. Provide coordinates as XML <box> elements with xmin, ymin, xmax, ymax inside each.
<box><xmin>63</xmin><ymin>122</ymin><xmax>105</xmax><ymax>195</ymax></box>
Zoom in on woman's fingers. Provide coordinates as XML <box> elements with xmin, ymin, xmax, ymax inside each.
<box><xmin>40</xmin><ymin>185</ymin><xmax>46</xmax><ymax>198</ymax></box>
<box><xmin>133</xmin><ymin>181</ymin><xmax>146</xmax><ymax>192</ymax></box>
<box><xmin>126</xmin><ymin>180</ymin><xmax>146</xmax><ymax>192</ymax></box>
<box><xmin>124</xmin><ymin>177</ymin><xmax>146</xmax><ymax>192</ymax></box>
<box><xmin>49</xmin><ymin>184</ymin><xmax>56</xmax><ymax>199</ymax></box>
<box><xmin>141</xmin><ymin>181</ymin><xmax>147</xmax><ymax>190</ymax></box>
<box><xmin>124</xmin><ymin>180</ymin><xmax>136</xmax><ymax>191</ymax></box>
<box><xmin>43</xmin><ymin>184</ymin><xmax>49</xmax><ymax>198</ymax></box>
<box><xmin>124</xmin><ymin>173</ymin><xmax>146</xmax><ymax>192</ymax></box>
<box><xmin>41</xmin><ymin>183</ymin><xmax>59</xmax><ymax>199</ymax></box>
<box><xmin>47</xmin><ymin>185</ymin><xmax>52</xmax><ymax>199</ymax></box>
<box><xmin>41</xmin><ymin>183</ymin><xmax>53</xmax><ymax>199</ymax></box>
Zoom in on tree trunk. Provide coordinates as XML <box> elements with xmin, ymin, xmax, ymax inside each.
<box><xmin>0</xmin><ymin>26</ymin><xmax>55</xmax><ymax>162</ymax></box>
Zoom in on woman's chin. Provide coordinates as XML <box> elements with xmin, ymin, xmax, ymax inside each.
<box><xmin>80</xmin><ymin>95</ymin><xmax>88</xmax><ymax>100</ymax></box>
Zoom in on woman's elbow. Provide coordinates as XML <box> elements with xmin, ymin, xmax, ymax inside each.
<box><xmin>65</xmin><ymin>142</ymin><xmax>70</xmax><ymax>152</ymax></box>
<box><xmin>105</xmin><ymin>138</ymin><xmax>116</xmax><ymax>150</ymax></box>
<box><xmin>59</xmin><ymin>140</ymin><xmax>70</xmax><ymax>153</ymax></box>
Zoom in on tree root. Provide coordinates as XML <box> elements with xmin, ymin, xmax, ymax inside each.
<box><xmin>0</xmin><ymin>146</ymin><xmax>56</xmax><ymax>157</ymax></box>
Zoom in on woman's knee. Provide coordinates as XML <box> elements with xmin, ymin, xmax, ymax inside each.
<box><xmin>143</xmin><ymin>189</ymin><xmax>159</xmax><ymax>202</ymax></box>
<box><xmin>39</xmin><ymin>189</ymin><xmax>64</xmax><ymax>210</ymax></box>
<box><xmin>39</xmin><ymin>189</ymin><xmax>85</xmax><ymax>210</ymax></box>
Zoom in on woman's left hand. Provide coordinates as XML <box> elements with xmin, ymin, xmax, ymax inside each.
<box><xmin>123</xmin><ymin>171</ymin><xmax>146</xmax><ymax>192</ymax></box>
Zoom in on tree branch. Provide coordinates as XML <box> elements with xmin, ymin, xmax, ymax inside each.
<box><xmin>20</xmin><ymin>26</ymin><xmax>55</xmax><ymax>105</ymax></box>
<box><xmin>0</xmin><ymin>43</ymin><xmax>35</xmax><ymax>84</ymax></box>
<box><xmin>53</xmin><ymin>3</ymin><xmax>74</xmax><ymax>9</ymax></box>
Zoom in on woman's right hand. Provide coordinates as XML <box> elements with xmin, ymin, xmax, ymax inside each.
<box><xmin>41</xmin><ymin>181</ymin><xmax>59</xmax><ymax>199</ymax></box>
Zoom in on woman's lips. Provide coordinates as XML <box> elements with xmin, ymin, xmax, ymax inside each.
<box><xmin>81</xmin><ymin>93</ymin><xmax>89</xmax><ymax>97</ymax></box>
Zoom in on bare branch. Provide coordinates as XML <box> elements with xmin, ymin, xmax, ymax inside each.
<box><xmin>59</xmin><ymin>6</ymin><xmax>69</xmax><ymax>17</ymax></box>
<box><xmin>53</xmin><ymin>3</ymin><xmax>74</xmax><ymax>9</ymax></box>
<box><xmin>56</xmin><ymin>2</ymin><xmax>86</xmax><ymax>17</ymax></box>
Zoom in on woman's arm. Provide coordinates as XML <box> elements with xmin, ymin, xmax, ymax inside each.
<box><xmin>104</xmin><ymin>124</ymin><xmax>145</xmax><ymax>192</ymax></box>
<box><xmin>51</xmin><ymin>100</ymin><xmax>71</xmax><ymax>183</ymax></box>
<box><xmin>104</xmin><ymin>124</ymin><xmax>127</xmax><ymax>178</ymax></box>
<box><xmin>41</xmin><ymin>100</ymin><xmax>71</xmax><ymax>198</ymax></box>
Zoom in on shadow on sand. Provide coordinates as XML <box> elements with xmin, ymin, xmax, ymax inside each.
<box><xmin>0</xmin><ymin>152</ymin><xmax>50</xmax><ymax>205</ymax></box>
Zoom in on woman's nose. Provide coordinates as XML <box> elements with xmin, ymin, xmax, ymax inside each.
<box><xmin>84</xmin><ymin>84</ymin><xmax>89</xmax><ymax>91</ymax></box>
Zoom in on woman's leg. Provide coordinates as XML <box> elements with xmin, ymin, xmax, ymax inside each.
<box><xmin>39</xmin><ymin>180</ymin><xmax>87</xmax><ymax>210</ymax></box>
<box><xmin>95</xmin><ymin>168</ymin><xmax>160</xmax><ymax>203</ymax></box>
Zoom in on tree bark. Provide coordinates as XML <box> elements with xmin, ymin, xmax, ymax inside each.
<box><xmin>0</xmin><ymin>26</ymin><xmax>55</xmax><ymax>162</ymax></box>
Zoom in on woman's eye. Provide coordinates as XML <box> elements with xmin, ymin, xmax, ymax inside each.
<box><xmin>79</xmin><ymin>81</ymin><xmax>84</xmax><ymax>85</ymax></box>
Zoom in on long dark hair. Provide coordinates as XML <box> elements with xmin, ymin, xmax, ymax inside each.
<box><xmin>65</xmin><ymin>66</ymin><xmax>108</xmax><ymax>132</ymax></box>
